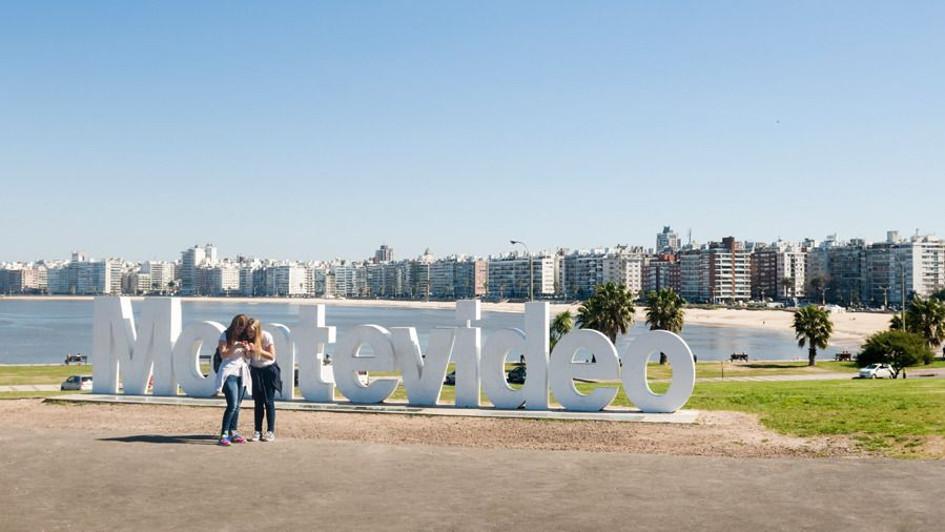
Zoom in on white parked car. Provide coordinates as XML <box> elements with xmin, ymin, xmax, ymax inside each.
<box><xmin>61</xmin><ymin>375</ymin><xmax>93</xmax><ymax>391</ymax></box>
<box><xmin>858</xmin><ymin>364</ymin><xmax>894</xmax><ymax>379</ymax></box>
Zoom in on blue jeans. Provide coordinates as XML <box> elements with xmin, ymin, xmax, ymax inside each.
<box><xmin>220</xmin><ymin>375</ymin><xmax>246</xmax><ymax>436</ymax></box>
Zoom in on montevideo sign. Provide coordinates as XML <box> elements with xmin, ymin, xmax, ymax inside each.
<box><xmin>91</xmin><ymin>297</ymin><xmax>695</xmax><ymax>413</ymax></box>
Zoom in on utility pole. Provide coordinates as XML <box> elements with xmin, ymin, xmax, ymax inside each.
<box><xmin>510</xmin><ymin>240</ymin><xmax>533</xmax><ymax>301</ymax></box>
<box><xmin>899</xmin><ymin>257</ymin><xmax>907</xmax><ymax>331</ymax></box>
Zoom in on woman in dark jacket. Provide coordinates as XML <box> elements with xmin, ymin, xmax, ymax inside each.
<box><xmin>243</xmin><ymin>318</ymin><xmax>281</xmax><ymax>442</ymax></box>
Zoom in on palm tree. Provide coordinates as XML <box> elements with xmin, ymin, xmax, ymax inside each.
<box><xmin>645</xmin><ymin>289</ymin><xmax>686</xmax><ymax>364</ymax></box>
<box><xmin>891</xmin><ymin>296</ymin><xmax>945</xmax><ymax>351</ymax></box>
<box><xmin>793</xmin><ymin>305</ymin><xmax>833</xmax><ymax>366</ymax></box>
<box><xmin>576</xmin><ymin>282</ymin><xmax>635</xmax><ymax>344</ymax></box>
<box><xmin>549</xmin><ymin>311</ymin><xmax>574</xmax><ymax>351</ymax></box>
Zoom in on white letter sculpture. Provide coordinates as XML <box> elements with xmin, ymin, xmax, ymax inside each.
<box><xmin>392</xmin><ymin>327</ymin><xmax>455</xmax><ymax>406</ymax></box>
<box><xmin>333</xmin><ymin>325</ymin><xmax>399</xmax><ymax>404</ymax></box>
<box><xmin>295</xmin><ymin>305</ymin><xmax>336</xmax><ymax>402</ymax></box>
<box><xmin>172</xmin><ymin>321</ymin><xmax>225</xmax><ymax>398</ymax></box>
<box><xmin>549</xmin><ymin>329</ymin><xmax>620</xmax><ymax>412</ymax></box>
<box><xmin>90</xmin><ymin>297</ymin><xmax>697</xmax><ymax>414</ymax></box>
<box><xmin>92</xmin><ymin>297</ymin><xmax>181</xmax><ymax>395</ymax></box>
<box><xmin>452</xmin><ymin>300</ymin><xmax>482</xmax><ymax>408</ymax></box>
<box><xmin>621</xmin><ymin>330</ymin><xmax>696</xmax><ymax>413</ymax></box>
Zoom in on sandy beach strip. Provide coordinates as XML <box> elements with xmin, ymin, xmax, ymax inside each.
<box><xmin>2</xmin><ymin>295</ymin><xmax>893</xmax><ymax>346</ymax></box>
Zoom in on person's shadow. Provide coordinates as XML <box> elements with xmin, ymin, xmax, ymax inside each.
<box><xmin>99</xmin><ymin>434</ymin><xmax>218</xmax><ymax>446</ymax></box>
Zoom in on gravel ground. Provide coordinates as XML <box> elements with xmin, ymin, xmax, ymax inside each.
<box><xmin>1</xmin><ymin>399</ymin><xmax>857</xmax><ymax>458</ymax></box>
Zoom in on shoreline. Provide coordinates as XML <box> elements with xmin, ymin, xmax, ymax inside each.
<box><xmin>2</xmin><ymin>294</ymin><xmax>892</xmax><ymax>347</ymax></box>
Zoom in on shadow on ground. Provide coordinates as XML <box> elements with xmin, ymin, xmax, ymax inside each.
<box><xmin>99</xmin><ymin>434</ymin><xmax>218</xmax><ymax>446</ymax></box>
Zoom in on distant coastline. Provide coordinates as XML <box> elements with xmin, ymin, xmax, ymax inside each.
<box><xmin>2</xmin><ymin>295</ymin><xmax>892</xmax><ymax>348</ymax></box>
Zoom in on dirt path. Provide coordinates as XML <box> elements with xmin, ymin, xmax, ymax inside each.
<box><xmin>1</xmin><ymin>399</ymin><xmax>856</xmax><ymax>458</ymax></box>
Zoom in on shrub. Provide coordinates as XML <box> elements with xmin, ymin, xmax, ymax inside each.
<box><xmin>857</xmin><ymin>330</ymin><xmax>934</xmax><ymax>378</ymax></box>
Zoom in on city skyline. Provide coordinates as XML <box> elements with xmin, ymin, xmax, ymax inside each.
<box><xmin>4</xmin><ymin>228</ymin><xmax>943</xmax><ymax>308</ymax></box>
<box><xmin>2</xmin><ymin>2</ymin><xmax>945</xmax><ymax>261</ymax></box>
<box><xmin>1</xmin><ymin>226</ymin><xmax>941</xmax><ymax>265</ymax></box>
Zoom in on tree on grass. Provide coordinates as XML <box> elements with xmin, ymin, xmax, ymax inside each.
<box><xmin>890</xmin><ymin>295</ymin><xmax>945</xmax><ymax>353</ymax></box>
<box><xmin>576</xmin><ymin>282</ymin><xmax>635</xmax><ymax>344</ymax></box>
<box><xmin>549</xmin><ymin>310</ymin><xmax>574</xmax><ymax>351</ymax></box>
<box><xmin>645</xmin><ymin>288</ymin><xmax>686</xmax><ymax>364</ymax></box>
<box><xmin>793</xmin><ymin>305</ymin><xmax>833</xmax><ymax>366</ymax></box>
<box><xmin>857</xmin><ymin>330</ymin><xmax>934</xmax><ymax>379</ymax></box>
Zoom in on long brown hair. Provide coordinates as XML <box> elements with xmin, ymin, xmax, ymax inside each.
<box><xmin>225</xmin><ymin>314</ymin><xmax>250</xmax><ymax>347</ymax></box>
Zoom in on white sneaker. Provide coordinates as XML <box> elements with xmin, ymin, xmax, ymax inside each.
<box><xmin>262</xmin><ymin>431</ymin><xmax>275</xmax><ymax>442</ymax></box>
<box><xmin>250</xmin><ymin>431</ymin><xmax>261</xmax><ymax>442</ymax></box>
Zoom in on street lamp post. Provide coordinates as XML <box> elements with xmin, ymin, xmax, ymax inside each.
<box><xmin>510</xmin><ymin>240</ymin><xmax>533</xmax><ymax>301</ymax></box>
<box><xmin>898</xmin><ymin>257</ymin><xmax>907</xmax><ymax>331</ymax></box>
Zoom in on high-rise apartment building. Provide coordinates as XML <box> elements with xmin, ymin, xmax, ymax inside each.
<box><xmin>751</xmin><ymin>241</ymin><xmax>807</xmax><ymax>301</ymax></box>
<box><xmin>679</xmin><ymin>237</ymin><xmax>750</xmax><ymax>304</ymax></box>
<box><xmin>429</xmin><ymin>257</ymin><xmax>488</xmax><ymax>299</ymax></box>
<box><xmin>141</xmin><ymin>261</ymin><xmax>176</xmax><ymax>293</ymax></box>
<box><xmin>561</xmin><ymin>248</ymin><xmax>644</xmax><ymax>299</ymax></box>
<box><xmin>208</xmin><ymin>263</ymin><xmax>240</xmax><ymax>296</ymax></box>
<box><xmin>656</xmin><ymin>226</ymin><xmax>681</xmax><ymax>252</ymax></box>
<box><xmin>180</xmin><ymin>245</ymin><xmax>207</xmax><ymax>296</ymax></box>
<box><xmin>642</xmin><ymin>253</ymin><xmax>680</xmax><ymax>295</ymax></box>
<box><xmin>373</xmin><ymin>244</ymin><xmax>394</xmax><ymax>264</ymax></box>
<box><xmin>487</xmin><ymin>255</ymin><xmax>555</xmax><ymax>300</ymax></box>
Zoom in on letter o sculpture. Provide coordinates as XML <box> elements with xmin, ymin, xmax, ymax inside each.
<box><xmin>620</xmin><ymin>330</ymin><xmax>695</xmax><ymax>413</ymax></box>
<box><xmin>172</xmin><ymin>321</ymin><xmax>225</xmax><ymax>398</ymax></box>
<box><xmin>549</xmin><ymin>329</ymin><xmax>619</xmax><ymax>412</ymax></box>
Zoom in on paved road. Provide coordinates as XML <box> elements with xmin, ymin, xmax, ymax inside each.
<box><xmin>702</xmin><ymin>367</ymin><xmax>945</xmax><ymax>383</ymax></box>
<box><xmin>3</xmin><ymin>428</ymin><xmax>944</xmax><ymax>531</ymax></box>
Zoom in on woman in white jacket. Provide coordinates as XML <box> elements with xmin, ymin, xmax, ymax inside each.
<box><xmin>215</xmin><ymin>314</ymin><xmax>253</xmax><ymax>446</ymax></box>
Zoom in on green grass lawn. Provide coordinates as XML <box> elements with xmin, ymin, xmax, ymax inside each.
<box><xmin>0</xmin><ymin>390</ymin><xmax>78</xmax><ymax>400</ymax></box>
<box><xmin>575</xmin><ymin>379</ymin><xmax>945</xmax><ymax>457</ymax></box>
<box><xmin>0</xmin><ymin>365</ymin><xmax>93</xmax><ymax>386</ymax></box>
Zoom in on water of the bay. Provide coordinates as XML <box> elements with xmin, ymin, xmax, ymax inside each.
<box><xmin>0</xmin><ymin>299</ymin><xmax>843</xmax><ymax>364</ymax></box>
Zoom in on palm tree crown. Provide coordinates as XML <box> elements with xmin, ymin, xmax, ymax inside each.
<box><xmin>576</xmin><ymin>282</ymin><xmax>635</xmax><ymax>344</ymax></box>
<box><xmin>549</xmin><ymin>310</ymin><xmax>574</xmax><ymax>351</ymax></box>
<box><xmin>645</xmin><ymin>288</ymin><xmax>686</xmax><ymax>365</ymax></box>
<box><xmin>793</xmin><ymin>305</ymin><xmax>833</xmax><ymax>366</ymax></box>
<box><xmin>645</xmin><ymin>289</ymin><xmax>686</xmax><ymax>334</ymax></box>
<box><xmin>891</xmin><ymin>295</ymin><xmax>945</xmax><ymax>350</ymax></box>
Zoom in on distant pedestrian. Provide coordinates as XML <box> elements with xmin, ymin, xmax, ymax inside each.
<box><xmin>215</xmin><ymin>314</ymin><xmax>252</xmax><ymax>447</ymax></box>
<box><xmin>245</xmin><ymin>318</ymin><xmax>280</xmax><ymax>442</ymax></box>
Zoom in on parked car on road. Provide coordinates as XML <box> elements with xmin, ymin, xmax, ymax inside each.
<box><xmin>444</xmin><ymin>371</ymin><xmax>456</xmax><ymax>386</ymax></box>
<box><xmin>858</xmin><ymin>363</ymin><xmax>894</xmax><ymax>379</ymax></box>
<box><xmin>61</xmin><ymin>375</ymin><xmax>93</xmax><ymax>391</ymax></box>
<box><xmin>507</xmin><ymin>365</ymin><xmax>526</xmax><ymax>385</ymax></box>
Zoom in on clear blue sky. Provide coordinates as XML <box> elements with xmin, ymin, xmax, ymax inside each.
<box><xmin>2</xmin><ymin>1</ymin><xmax>943</xmax><ymax>262</ymax></box>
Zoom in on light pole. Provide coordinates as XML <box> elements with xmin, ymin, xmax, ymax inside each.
<box><xmin>898</xmin><ymin>257</ymin><xmax>907</xmax><ymax>331</ymax></box>
<box><xmin>510</xmin><ymin>240</ymin><xmax>533</xmax><ymax>301</ymax></box>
